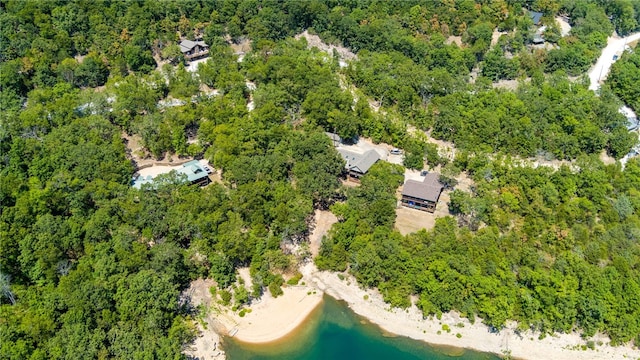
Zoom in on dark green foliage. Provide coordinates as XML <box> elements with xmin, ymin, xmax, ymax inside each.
<box><xmin>482</xmin><ymin>49</ymin><xmax>519</xmax><ymax>81</ymax></box>
<box><xmin>3</xmin><ymin>1</ymin><xmax>640</xmax><ymax>355</ymax></box>
<box><xmin>316</xmin><ymin>161</ymin><xmax>404</xmax><ymax>284</ymax></box>
<box><xmin>75</xmin><ymin>54</ymin><xmax>109</xmax><ymax>88</ymax></box>
<box><xmin>320</xmin><ymin>155</ymin><xmax>640</xmax><ymax>344</ymax></box>
<box><xmin>430</xmin><ymin>77</ymin><xmax>630</xmax><ymax>159</ymax></box>
<box><xmin>607</xmin><ymin>50</ymin><xmax>640</xmax><ymax>113</ymax></box>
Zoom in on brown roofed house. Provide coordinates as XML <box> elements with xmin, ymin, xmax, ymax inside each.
<box><xmin>179</xmin><ymin>40</ymin><xmax>209</xmax><ymax>61</ymax></box>
<box><xmin>401</xmin><ymin>172</ymin><xmax>443</xmax><ymax>213</ymax></box>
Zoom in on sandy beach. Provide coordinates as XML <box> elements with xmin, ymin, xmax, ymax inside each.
<box><xmin>185</xmin><ymin>212</ymin><xmax>639</xmax><ymax>360</ymax></box>
<box><xmin>232</xmin><ymin>286</ymin><xmax>323</xmax><ymax>343</ymax></box>
<box><xmin>185</xmin><ymin>278</ymin><xmax>323</xmax><ymax>360</ymax></box>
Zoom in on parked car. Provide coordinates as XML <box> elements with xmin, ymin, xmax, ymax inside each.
<box><xmin>613</xmin><ymin>54</ymin><xmax>619</xmax><ymax>61</ymax></box>
<box><xmin>203</xmin><ymin>166</ymin><xmax>212</xmax><ymax>174</ymax></box>
<box><xmin>420</xmin><ymin>170</ymin><xmax>428</xmax><ymax>176</ymax></box>
<box><xmin>390</xmin><ymin>148</ymin><xmax>402</xmax><ymax>155</ymax></box>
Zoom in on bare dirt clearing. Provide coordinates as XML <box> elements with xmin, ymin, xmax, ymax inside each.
<box><xmin>394</xmin><ymin>206</ymin><xmax>437</xmax><ymax>235</ymax></box>
<box><xmin>394</xmin><ymin>170</ymin><xmax>454</xmax><ymax>236</ymax></box>
<box><xmin>183</xmin><ymin>279</ymin><xmax>227</xmax><ymax>360</ymax></box>
<box><xmin>445</xmin><ymin>35</ymin><xmax>463</xmax><ymax>47</ymax></box>
<box><xmin>492</xmin><ymin>78</ymin><xmax>529</xmax><ymax>90</ymax></box>
<box><xmin>122</xmin><ymin>132</ymin><xmax>184</xmax><ymax>168</ymax></box>
<box><xmin>309</xmin><ymin>210</ymin><xmax>338</xmax><ymax>258</ymax></box>
<box><xmin>229</xmin><ymin>38</ymin><xmax>251</xmax><ymax>61</ymax></box>
<box><xmin>295</xmin><ymin>30</ymin><xmax>357</xmax><ymax>63</ymax></box>
<box><xmin>555</xmin><ymin>16</ymin><xmax>572</xmax><ymax>37</ymax></box>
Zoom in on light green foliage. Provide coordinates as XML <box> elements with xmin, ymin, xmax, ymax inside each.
<box><xmin>287</xmin><ymin>272</ymin><xmax>303</xmax><ymax>285</ymax></box>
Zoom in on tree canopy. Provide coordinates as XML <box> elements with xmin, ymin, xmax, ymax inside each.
<box><xmin>2</xmin><ymin>1</ymin><xmax>640</xmax><ymax>357</ymax></box>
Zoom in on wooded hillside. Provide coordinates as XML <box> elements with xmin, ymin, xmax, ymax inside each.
<box><xmin>1</xmin><ymin>1</ymin><xmax>639</xmax><ymax>358</ymax></box>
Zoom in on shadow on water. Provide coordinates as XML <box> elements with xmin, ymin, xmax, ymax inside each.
<box><xmin>223</xmin><ymin>295</ymin><xmax>501</xmax><ymax>360</ymax></box>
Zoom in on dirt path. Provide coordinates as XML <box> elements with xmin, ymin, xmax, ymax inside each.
<box><xmin>309</xmin><ymin>210</ymin><xmax>338</xmax><ymax>258</ymax></box>
<box><xmin>491</xmin><ymin>30</ymin><xmax>507</xmax><ymax>47</ymax></box>
<box><xmin>445</xmin><ymin>35</ymin><xmax>463</xmax><ymax>47</ymax></box>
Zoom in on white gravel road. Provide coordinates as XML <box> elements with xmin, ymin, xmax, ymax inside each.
<box><xmin>588</xmin><ymin>32</ymin><xmax>640</xmax><ymax>91</ymax></box>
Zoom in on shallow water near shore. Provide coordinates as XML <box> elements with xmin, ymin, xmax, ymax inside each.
<box><xmin>224</xmin><ymin>295</ymin><xmax>501</xmax><ymax>360</ymax></box>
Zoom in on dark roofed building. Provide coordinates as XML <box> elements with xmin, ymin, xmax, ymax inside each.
<box><xmin>179</xmin><ymin>40</ymin><xmax>209</xmax><ymax>61</ymax></box>
<box><xmin>529</xmin><ymin>11</ymin><xmax>543</xmax><ymax>26</ymax></box>
<box><xmin>338</xmin><ymin>148</ymin><xmax>381</xmax><ymax>181</ymax></box>
<box><xmin>401</xmin><ymin>172</ymin><xmax>444</xmax><ymax>213</ymax></box>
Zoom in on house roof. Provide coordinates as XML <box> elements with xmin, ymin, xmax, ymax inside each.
<box><xmin>532</xmin><ymin>34</ymin><xmax>545</xmax><ymax>44</ymax></box>
<box><xmin>179</xmin><ymin>40</ymin><xmax>209</xmax><ymax>53</ymax></box>
<box><xmin>338</xmin><ymin>148</ymin><xmax>380</xmax><ymax>174</ymax></box>
<box><xmin>401</xmin><ymin>174</ymin><xmax>444</xmax><ymax>202</ymax></box>
<box><xmin>179</xmin><ymin>160</ymin><xmax>209</xmax><ymax>182</ymax></box>
<box><xmin>529</xmin><ymin>11</ymin><xmax>543</xmax><ymax>25</ymax></box>
<box><xmin>422</xmin><ymin>172</ymin><xmax>441</xmax><ymax>187</ymax></box>
<box><xmin>132</xmin><ymin>160</ymin><xmax>208</xmax><ymax>189</ymax></box>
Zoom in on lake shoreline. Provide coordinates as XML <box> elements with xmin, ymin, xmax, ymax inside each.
<box><xmin>230</xmin><ymin>285</ymin><xmax>323</xmax><ymax>344</ymax></box>
<box><xmin>299</xmin><ymin>263</ymin><xmax>640</xmax><ymax>360</ymax></box>
<box><xmin>187</xmin><ymin>263</ymin><xmax>639</xmax><ymax>360</ymax></box>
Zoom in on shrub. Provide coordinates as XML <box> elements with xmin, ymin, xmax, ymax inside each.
<box><xmin>219</xmin><ymin>290</ymin><xmax>232</xmax><ymax>305</ymax></box>
<box><xmin>287</xmin><ymin>272</ymin><xmax>303</xmax><ymax>285</ymax></box>
<box><xmin>269</xmin><ymin>282</ymin><xmax>284</xmax><ymax>297</ymax></box>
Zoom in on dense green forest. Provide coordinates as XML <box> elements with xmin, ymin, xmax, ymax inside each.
<box><xmin>1</xmin><ymin>0</ymin><xmax>640</xmax><ymax>358</ymax></box>
<box><xmin>608</xmin><ymin>48</ymin><xmax>640</xmax><ymax>114</ymax></box>
<box><xmin>318</xmin><ymin>155</ymin><xmax>640</xmax><ymax>344</ymax></box>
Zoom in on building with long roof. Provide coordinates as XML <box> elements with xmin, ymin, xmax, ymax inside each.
<box><xmin>337</xmin><ymin>148</ymin><xmax>380</xmax><ymax>181</ymax></box>
<box><xmin>132</xmin><ymin>160</ymin><xmax>210</xmax><ymax>189</ymax></box>
<box><xmin>400</xmin><ymin>172</ymin><xmax>444</xmax><ymax>213</ymax></box>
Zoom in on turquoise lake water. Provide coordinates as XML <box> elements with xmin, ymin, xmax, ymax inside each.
<box><xmin>224</xmin><ymin>295</ymin><xmax>501</xmax><ymax>360</ymax></box>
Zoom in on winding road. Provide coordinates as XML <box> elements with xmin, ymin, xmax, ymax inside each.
<box><xmin>588</xmin><ymin>32</ymin><xmax>640</xmax><ymax>91</ymax></box>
